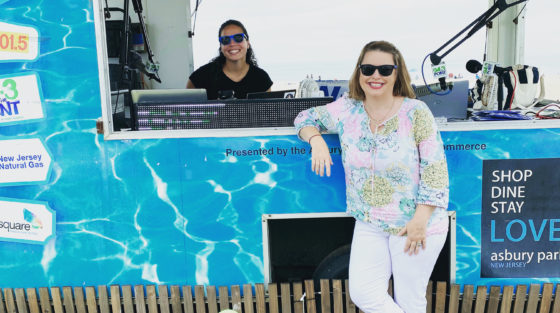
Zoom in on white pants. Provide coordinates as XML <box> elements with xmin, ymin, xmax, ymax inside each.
<box><xmin>348</xmin><ymin>220</ymin><xmax>447</xmax><ymax>313</ymax></box>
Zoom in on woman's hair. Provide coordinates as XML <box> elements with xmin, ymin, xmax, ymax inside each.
<box><xmin>211</xmin><ymin>19</ymin><xmax>258</xmax><ymax>67</ymax></box>
<box><xmin>348</xmin><ymin>41</ymin><xmax>416</xmax><ymax>100</ymax></box>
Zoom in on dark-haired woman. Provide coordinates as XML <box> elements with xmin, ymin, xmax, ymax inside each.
<box><xmin>187</xmin><ymin>19</ymin><xmax>272</xmax><ymax>99</ymax></box>
<box><xmin>294</xmin><ymin>41</ymin><xmax>449</xmax><ymax>313</ymax></box>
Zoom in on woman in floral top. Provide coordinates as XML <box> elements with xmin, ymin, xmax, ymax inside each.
<box><xmin>294</xmin><ymin>41</ymin><xmax>449</xmax><ymax>313</ymax></box>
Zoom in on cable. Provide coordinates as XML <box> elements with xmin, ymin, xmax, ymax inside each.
<box><xmin>189</xmin><ymin>0</ymin><xmax>202</xmax><ymax>37</ymax></box>
<box><xmin>536</xmin><ymin>104</ymin><xmax>560</xmax><ymax>119</ymax></box>
<box><xmin>513</xmin><ymin>3</ymin><xmax>527</xmax><ymax>23</ymax></box>
<box><xmin>420</xmin><ymin>54</ymin><xmax>452</xmax><ymax>96</ymax></box>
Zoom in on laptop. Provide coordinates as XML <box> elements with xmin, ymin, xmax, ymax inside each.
<box><xmin>246</xmin><ymin>89</ymin><xmax>296</xmax><ymax>99</ymax></box>
<box><xmin>413</xmin><ymin>80</ymin><xmax>469</xmax><ymax>120</ymax></box>
<box><xmin>131</xmin><ymin>88</ymin><xmax>208</xmax><ymax>104</ymax></box>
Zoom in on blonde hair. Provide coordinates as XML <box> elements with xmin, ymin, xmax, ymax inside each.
<box><xmin>348</xmin><ymin>41</ymin><xmax>416</xmax><ymax>100</ymax></box>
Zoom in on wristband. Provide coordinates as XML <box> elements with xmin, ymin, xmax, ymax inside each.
<box><xmin>308</xmin><ymin>134</ymin><xmax>322</xmax><ymax>145</ymax></box>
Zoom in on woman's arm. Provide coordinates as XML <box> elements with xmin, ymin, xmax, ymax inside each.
<box><xmin>186</xmin><ymin>79</ymin><xmax>196</xmax><ymax>89</ymax></box>
<box><xmin>398</xmin><ymin>204</ymin><xmax>435</xmax><ymax>255</ymax></box>
<box><xmin>298</xmin><ymin>126</ymin><xmax>333</xmax><ymax>177</ymax></box>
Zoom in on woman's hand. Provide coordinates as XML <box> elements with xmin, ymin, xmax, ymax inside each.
<box><xmin>397</xmin><ymin>204</ymin><xmax>435</xmax><ymax>255</ymax></box>
<box><xmin>310</xmin><ymin>136</ymin><xmax>333</xmax><ymax>177</ymax></box>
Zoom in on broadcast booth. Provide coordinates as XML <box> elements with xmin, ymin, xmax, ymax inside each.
<box><xmin>3</xmin><ymin>0</ymin><xmax>560</xmax><ymax>298</ymax></box>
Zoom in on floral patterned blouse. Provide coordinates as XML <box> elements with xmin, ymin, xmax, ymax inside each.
<box><xmin>294</xmin><ymin>95</ymin><xmax>449</xmax><ymax>235</ymax></box>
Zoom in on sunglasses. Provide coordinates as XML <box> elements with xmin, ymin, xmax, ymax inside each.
<box><xmin>219</xmin><ymin>33</ymin><xmax>247</xmax><ymax>45</ymax></box>
<box><xmin>359</xmin><ymin>64</ymin><xmax>397</xmax><ymax>76</ymax></box>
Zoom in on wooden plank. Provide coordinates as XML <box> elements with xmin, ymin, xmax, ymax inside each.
<box><xmin>243</xmin><ymin>284</ymin><xmax>254</xmax><ymax>313</ymax></box>
<box><xmin>447</xmin><ymin>284</ymin><xmax>460</xmax><ymax>313</ymax></box>
<box><xmin>110</xmin><ymin>285</ymin><xmax>122</xmax><ymax>313</ymax></box>
<box><xmin>345</xmin><ymin>280</ymin><xmax>356</xmax><ymax>313</ymax></box>
<box><xmin>293</xmin><ymin>282</ymin><xmax>303</xmax><ymax>313</ymax></box>
<box><xmin>435</xmin><ymin>282</ymin><xmax>446</xmax><ymax>313</ymax></box>
<box><xmin>170</xmin><ymin>286</ymin><xmax>183</xmax><ymax>313</ymax></box>
<box><xmin>73</xmin><ymin>287</ymin><xmax>87</xmax><ymax>313</ymax></box>
<box><xmin>183</xmin><ymin>286</ymin><xmax>195</xmax><ymax>313</ymax></box>
<box><xmin>134</xmin><ymin>285</ymin><xmax>147</xmax><ymax>313</ymax></box>
<box><xmin>552</xmin><ymin>283</ymin><xmax>560</xmax><ymax>313</ymax></box>
<box><xmin>0</xmin><ymin>288</ymin><xmax>6</xmax><ymax>313</ymax></box>
<box><xmin>460</xmin><ymin>285</ymin><xmax>474</xmax><ymax>313</ymax></box>
<box><xmin>526</xmin><ymin>284</ymin><xmax>540</xmax><ymax>313</ymax></box>
<box><xmin>487</xmin><ymin>286</ymin><xmax>501</xmax><ymax>313</ymax></box>
<box><xmin>26</xmin><ymin>289</ymin><xmax>40</xmax><ymax>313</ymax></box>
<box><xmin>268</xmin><ymin>284</ymin><xmax>279</xmax><ymax>313</ymax></box>
<box><xmin>539</xmin><ymin>283</ymin><xmax>554</xmax><ymax>313</ymax></box>
<box><xmin>4</xmin><ymin>289</ymin><xmax>16</xmax><ymax>313</ymax></box>
<box><xmin>158</xmin><ymin>285</ymin><xmax>171</xmax><ymax>313</ymax></box>
<box><xmin>254</xmin><ymin>284</ymin><xmax>266</xmax><ymax>313</ymax></box>
<box><xmin>206</xmin><ymin>286</ymin><xmax>218</xmax><ymax>313</ymax></box>
<box><xmin>320</xmin><ymin>280</ymin><xmax>331</xmax><ymax>313</ymax></box>
<box><xmin>98</xmin><ymin>286</ymin><xmax>110</xmax><ymax>313</ymax></box>
<box><xmin>39</xmin><ymin>287</ymin><xmax>52</xmax><ymax>313</ymax></box>
<box><xmin>15</xmin><ymin>288</ymin><xmax>29</xmax><ymax>313</ymax></box>
<box><xmin>473</xmin><ymin>286</ymin><xmax>487</xmax><ymax>313</ymax></box>
<box><xmin>0</xmin><ymin>289</ymin><xmax>7</xmax><ymax>313</ymax></box>
<box><xmin>50</xmin><ymin>287</ymin><xmax>64</xmax><ymax>313</ymax></box>
<box><xmin>231</xmin><ymin>285</ymin><xmax>242</xmax><ymax>313</ymax></box>
<box><xmin>304</xmin><ymin>280</ymin><xmax>317</xmax><ymax>313</ymax></box>
<box><xmin>121</xmin><ymin>286</ymin><xmax>134</xmax><ymax>313</ymax></box>
<box><xmin>512</xmin><ymin>285</ymin><xmax>527</xmax><ymax>313</ymax></box>
<box><xmin>500</xmin><ymin>286</ymin><xmax>514</xmax><ymax>313</ymax></box>
<box><xmin>194</xmin><ymin>285</ymin><xmax>206</xmax><ymax>313</ymax></box>
<box><xmin>217</xmin><ymin>286</ymin><xmax>229</xmax><ymax>312</ymax></box>
<box><xmin>332</xmin><ymin>280</ymin><xmax>343</xmax><ymax>313</ymax></box>
<box><xmin>85</xmin><ymin>286</ymin><xmax>99</xmax><ymax>313</ymax></box>
<box><xmin>425</xmin><ymin>281</ymin><xmax>433</xmax><ymax>313</ymax></box>
<box><xmin>280</xmin><ymin>283</ymin><xmax>292</xmax><ymax>313</ymax></box>
<box><xmin>146</xmin><ymin>285</ymin><xmax>158</xmax><ymax>313</ymax></box>
<box><xmin>62</xmin><ymin>287</ymin><xmax>76</xmax><ymax>313</ymax></box>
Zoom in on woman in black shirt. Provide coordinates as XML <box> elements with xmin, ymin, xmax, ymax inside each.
<box><xmin>187</xmin><ymin>19</ymin><xmax>273</xmax><ymax>99</ymax></box>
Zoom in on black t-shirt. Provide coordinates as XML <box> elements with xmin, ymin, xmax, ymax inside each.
<box><xmin>189</xmin><ymin>62</ymin><xmax>273</xmax><ymax>100</ymax></box>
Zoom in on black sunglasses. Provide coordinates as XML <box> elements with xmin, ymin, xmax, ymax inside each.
<box><xmin>359</xmin><ymin>64</ymin><xmax>397</xmax><ymax>76</ymax></box>
<box><xmin>219</xmin><ymin>33</ymin><xmax>247</xmax><ymax>45</ymax></box>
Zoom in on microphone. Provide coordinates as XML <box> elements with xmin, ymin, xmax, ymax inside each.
<box><xmin>466</xmin><ymin>59</ymin><xmax>483</xmax><ymax>74</ymax></box>
<box><xmin>128</xmin><ymin>51</ymin><xmax>162</xmax><ymax>83</ymax></box>
<box><xmin>431</xmin><ymin>61</ymin><xmax>448</xmax><ymax>91</ymax></box>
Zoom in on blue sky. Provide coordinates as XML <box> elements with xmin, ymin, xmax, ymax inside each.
<box><xmin>189</xmin><ymin>1</ymin><xmax>559</xmax><ymax>84</ymax></box>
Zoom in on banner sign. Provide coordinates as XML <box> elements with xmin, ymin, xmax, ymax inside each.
<box><xmin>0</xmin><ymin>72</ymin><xmax>44</xmax><ymax>125</ymax></box>
<box><xmin>481</xmin><ymin>158</ymin><xmax>560</xmax><ymax>278</ymax></box>
<box><xmin>0</xmin><ymin>138</ymin><xmax>52</xmax><ymax>186</ymax></box>
<box><xmin>317</xmin><ymin>80</ymin><xmax>348</xmax><ymax>100</ymax></box>
<box><xmin>0</xmin><ymin>197</ymin><xmax>55</xmax><ymax>244</ymax></box>
<box><xmin>0</xmin><ymin>21</ymin><xmax>39</xmax><ymax>62</ymax></box>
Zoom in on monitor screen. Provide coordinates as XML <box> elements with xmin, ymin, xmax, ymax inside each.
<box><xmin>246</xmin><ymin>89</ymin><xmax>296</xmax><ymax>99</ymax></box>
<box><xmin>131</xmin><ymin>88</ymin><xmax>208</xmax><ymax>104</ymax></box>
<box><xmin>413</xmin><ymin>80</ymin><xmax>469</xmax><ymax>120</ymax></box>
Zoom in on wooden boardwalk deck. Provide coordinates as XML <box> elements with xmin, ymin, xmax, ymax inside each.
<box><xmin>1</xmin><ymin>280</ymin><xmax>559</xmax><ymax>313</ymax></box>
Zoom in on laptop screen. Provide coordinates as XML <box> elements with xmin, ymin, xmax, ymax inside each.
<box><xmin>413</xmin><ymin>80</ymin><xmax>469</xmax><ymax>120</ymax></box>
<box><xmin>131</xmin><ymin>89</ymin><xmax>208</xmax><ymax>104</ymax></box>
<box><xmin>246</xmin><ymin>89</ymin><xmax>296</xmax><ymax>99</ymax></box>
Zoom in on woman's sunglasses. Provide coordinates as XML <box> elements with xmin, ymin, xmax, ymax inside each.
<box><xmin>219</xmin><ymin>33</ymin><xmax>247</xmax><ymax>45</ymax></box>
<box><xmin>359</xmin><ymin>64</ymin><xmax>397</xmax><ymax>76</ymax></box>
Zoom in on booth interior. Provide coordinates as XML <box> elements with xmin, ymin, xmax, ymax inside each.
<box><xmin>102</xmin><ymin>0</ymin><xmax>558</xmax><ymax>133</ymax></box>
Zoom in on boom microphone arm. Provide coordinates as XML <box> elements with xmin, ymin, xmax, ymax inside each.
<box><xmin>128</xmin><ymin>0</ymin><xmax>161</xmax><ymax>83</ymax></box>
<box><xmin>429</xmin><ymin>0</ymin><xmax>528</xmax><ymax>66</ymax></box>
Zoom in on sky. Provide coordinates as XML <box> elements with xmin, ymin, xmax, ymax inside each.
<box><xmin>187</xmin><ymin>0</ymin><xmax>560</xmax><ymax>86</ymax></box>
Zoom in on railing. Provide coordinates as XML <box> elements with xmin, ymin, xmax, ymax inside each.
<box><xmin>1</xmin><ymin>280</ymin><xmax>559</xmax><ymax>313</ymax></box>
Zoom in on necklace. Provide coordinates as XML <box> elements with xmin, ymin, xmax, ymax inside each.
<box><xmin>364</xmin><ymin>97</ymin><xmax>396</xmax><ymax>127</ymax></box>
